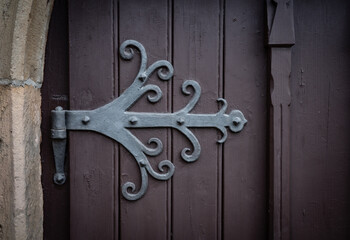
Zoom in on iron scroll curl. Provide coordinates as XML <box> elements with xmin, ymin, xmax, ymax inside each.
<box><xmin>51</xmin><ymin>40</ymin><xmax>247</xmax><ymax>201</ymax></box>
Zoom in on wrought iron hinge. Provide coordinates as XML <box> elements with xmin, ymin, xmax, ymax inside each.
<box><xmin>51</xmin><ymin>40</ymin><xmax>247</xmax><ymax>201</ymax></box>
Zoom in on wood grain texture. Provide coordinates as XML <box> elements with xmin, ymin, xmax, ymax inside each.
<box><xmin>269</xmin><ymin>48</ymin><xmax>292</xmax><ymax>240</ymax></box>
<box><xmin>267</xmin><ymin>1</ymin><xmax>295</xmax><ymax>239</ymax></box>
<box><xmin>118</xmin><ymin>0</ymin><xmax>170</xmax><ymax>239</ymax></box>
<box><xmin>41</xmin><ymin>0</ymin><xmax>70</xmax><ymax>239</ymax></box>
<box><xmin>267</xmin><ymin>0</ymin><xmax>295</xmax><ymax>46</ymax></box>
<box><xmin>224</xmin><ymin>1</ymin><xmax>268</xmax><ymax>239</ymax></box>
<box><xmin>290</xmin><ymin>0</ymin><xmax>350</xmax><ymax>239</ymax></box>
<box><xmin>68</xmin><ymin>0</ymin><xmax>116</xmax><ymax>239</ymax></box>
<box><xmin>172</xmin><ymin>0</ymin><xmax>221</xmax><ymax>239</ymax></box>
<box><xmin>43</xmin><ymin>1</ymin><xmax>350</xmax><ymax>239</ymax></box>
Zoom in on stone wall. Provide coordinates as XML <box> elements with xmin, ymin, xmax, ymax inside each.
<box><xmin>0</xmin><ymin>0</ymin><xmax>53</xmax><ymax>239</ymax></box>
<box><xmin>0</xmin><ymin>86</ymin><xmax>14</xmax><ymax>240</ymax></box>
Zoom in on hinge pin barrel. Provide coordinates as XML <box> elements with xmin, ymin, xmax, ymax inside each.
<box><xmin>51</xmin><ymin>106</ymin><xmax>67</xmax><ymax>185</ymax></box>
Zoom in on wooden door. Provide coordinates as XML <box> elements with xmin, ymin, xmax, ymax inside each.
<box><xmin>42</xmin><ymin>0</ymin><xmax>350</xmax><ymax>240</ymax></box>
<box><xmin>67</xmin><ymin>0</ymin><xmax>267</xmax><ymax>239</ymax></box>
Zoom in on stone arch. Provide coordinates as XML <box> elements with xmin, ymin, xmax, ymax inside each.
<box><xmin>0</xmin><ymin>0</ymin><xmax>54</xmax><ymax>239</ymax></box>
<box><xmin>1</xmin><ymin>0</ymin><xmax>53</xmax><ymax>84</ymax></box>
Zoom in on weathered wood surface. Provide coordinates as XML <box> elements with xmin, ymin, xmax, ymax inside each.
<box><xmin>42</xmin><ymin>0</ymin><xmax>350</xmax><ymax>239</ymax></box>
<box><xmin>267</xmin><ymin>0</ymin><xmax>295</xmax><ymax>239</ymax></box>
<box><xmin>48</xmin><ymin>0</ymin><xmax>269</xmax><ymax>239</ymax></box>
<box><xmin>269</xmin><ymin>47</ymin><xmax>292</xmax><ymax>240</ymax></box>
<box><xmin>223</xmin><ymin>0</ymin><xmax>268</xmax><ymax>239</ymax></box>
<box><xmin>290</xmin><ymin>0</ymin><xmax>350</xmax><ymax>239</ymax></box>
<box><xmin>118</xmin><ymin>0</ymin><xmax>169</xmax><ymax>239</ymax></box>
<box><xmin>41</xmin><ymin>0</ymin><xmax>70</xmax><ymax>239</ymax></box>
<box><xmin>67</xmin><ymin>1</ymin><xmax>268</xmax><ymax>239</ymax></box>
<box><xmin>172</xmin><ymin>0</ymin><xmax>221</xmax><ymax>239</ymax></box>
<box><xmin>69</xmin><ymin>0</ymin><xmax>116</xmax><ymax>239</ymax></box>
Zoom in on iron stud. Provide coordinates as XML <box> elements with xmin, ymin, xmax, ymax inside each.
<box><xmin>82</xmin><ymin>116</ymin><xmax>90</xmax><ymax>124</ymax></box>
<box><xmin>177</xmin><ymin>117</ymin><xmax>185</xmax><ymax>125</ymax></box>
<box><xmin>138</xmin><ymin>73</ymin><xmax>147</xmax><ymax>81</ymax></box>
<box><xmin>139</xmin><ymin>160</ymin><xmax>146</xmax><ymax>167</ymax></box>
<box><xmin>129</xmin><ymin>116</ymin><xmax>138</xmax><ymax>125</ymax></box>
<box><xmin>232</xmin><ymin>117</ymin><xmax>241</xmax><ymax>126</ymax></box>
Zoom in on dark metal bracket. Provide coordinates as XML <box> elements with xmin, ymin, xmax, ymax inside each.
<box><xmin>51</xmin><ymin>40</ymin><xmax>247</xmax><ymax>201</ymax></box>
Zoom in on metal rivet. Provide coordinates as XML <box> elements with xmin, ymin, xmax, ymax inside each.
<box><xmin>129</xmin><ymin>116</ymin><xmax>138</xmax><ymax>125</ymax></box>
<box><xmin>177</xmin><ymin>117</ymin><xmax>185</xmax><ymax>125</ymax></box>
<box><xmin>82</xmin><ymin>116</ymin><xmax>90</xmax><ymax>124</ymax></box>
<box><xmin>232</xmin><ymin>117</ymin><xmax>241</xmax><ymax>126</ymax></box>
<box><xmin>139</xmin><ymin>160</ymin><xmax>146</xmax><ymax>167</ymax></box>
<box><xmin>138</xmin><ymin>73</ymin><xmax>147</xmax><ymax>81</ymax></box>
<box><xmin>50</xmin><ymin>40</ymin><xmax>248</xmax><ymax>201</ymax></box>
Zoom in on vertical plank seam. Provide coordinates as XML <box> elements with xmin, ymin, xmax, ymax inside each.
<box><xmin>166</xmin><ymin>0</ymin><xmax>173</xmax><ymax>239</ymax></box>
<box><xmin>221</xmin><ymin>0</ymin><xmax>226</xmax><ymax>239</ymax></box>
<box><xmin>280</xmin><ymin>103</ymin><xmax>283</xmax><ymax>239</ymax></box>
<box><xmin>170</xmin><ymin>0</ymin><xmax>175</xmax><ymax>238</ymax></box>
<box><xmin>112</xmin><ymin>0</ymin><xmax>116</xmax><ymax>239</ymax></box>
<box><xmin>217</xmin><ymin>0</ymin><xmax>225</xmax><ymax>239</ymax></box>
<box><xmin>111</xmin><ymin>1</ymin><xmax>119</xmax><ymax>239</ymax></box>
<box><xmin>116</xmin><ymin>0</ymin><xmax>121</xmax><ymax>239</ymax></box>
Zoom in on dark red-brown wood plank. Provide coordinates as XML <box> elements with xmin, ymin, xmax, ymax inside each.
<box><xmin>43</xmin><ymin>1</ymin><xmax>350</xmax><ymax>239</ymax></box>
<box><xmin>172</xmin><ymin>0</ymin><xmax>221</xmax><ymax>239</ymax></box>
<box><xmin>290</xmin><ymin>0</ymin><xmax>350</xmax><ymax>239</ymax></box>
<box><xmin>118</xmin><ymin>0</ymin><xmax>170</xmax><ymax>239</ymax></box>
<box><xmin>223</xmin><ymin>0</ymin><xmax>268</xmax><ymax>239</ymax></box>
<box><xmin>69</xmin><ymin>1</ymin><xmax>116</xmax><ymax>239</ymax></box>
<box><xmin>266</xmin><ymin>1</ymin><xmax>295</xmax><ymax>239</ymax></box>
<box><xmin>42</xmin><ymin>0</ymin><xmax>69</xmax><ymax>239</ymax></box>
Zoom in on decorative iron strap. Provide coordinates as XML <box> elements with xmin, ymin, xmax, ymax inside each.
<box><xmin>51</xmin><ymin>40</ymin><xmax>247</xmax><ymax>201</ymax></box>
